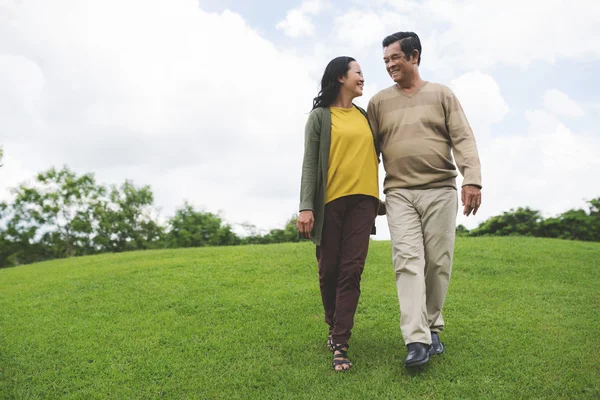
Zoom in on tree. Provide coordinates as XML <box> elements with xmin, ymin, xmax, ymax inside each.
<box><xmin>539</xmin><ymin>198</ymin><xmax>600</xmax><ymax>242</ymax></box>
<box><xmin>165</xmin><ymin>203</ymin><xmax>239</xmax><ymax>248</ymax></box>
<box><xmin>4</xmin><ymin>167</ymin><xmax>103</xmax><ymax>262</ymax></box>
<box><xmin>468</xmin><ymin>198</ymin><xmax>600</xmax><ymax>242</ymax></box>
<box><xmin>0</xmin><ymin>146</ymin><xmax>3</xmax><ymax>167</ymax></box>
<box><xmin>261</xmin><ymin>215</ymin><xmax>300</xmax><ymax>244</ymax></box>
<box><xmin>588</xmin><ymin>198</ymin><xmax>600</xmax><ymax>218</ymax></box>
<box><xmin>93</xmin><ymin>181</ymin><xmax>164</xmax><ymax>252</ymax></box>
<box><xmin>240</xmin><ymin>215</ymin><xmax>300</xmax><ymax>245</ymax></box>
<box><xmin>0</xmin><ymin>202</ymin><xmax>25</xmax><ymax>267</ymax></box>
<box><xmin>469</xmin><ymin>207</ymin><xmax>543</xmax><ymax>237</ymax></box>
<box><xmin>456</xmin><ymin>224</ymin><xmax>470</xmax><ymax>236</ymax></box>
<box><xmin>0</xmin><ymin>166</ymin><xmax>165</xmax><ymax>267</ymax></box>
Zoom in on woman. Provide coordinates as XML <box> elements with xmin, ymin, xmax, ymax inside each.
<box><xmin>297</xmin><ymin>56</ymin><xmax>384</xmax><ymax>372</ymax></box>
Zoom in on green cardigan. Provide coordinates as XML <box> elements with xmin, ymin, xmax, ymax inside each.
<box><xmin>299</xmin><ymin>105</ymin><xmax>381</xmax><ymax>245</ymax></box>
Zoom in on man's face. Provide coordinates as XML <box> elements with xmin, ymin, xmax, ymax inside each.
<box><xmin>383</xmin><ymin>42</ymin><xmax>412</xmax><ymax>84</ymax></box>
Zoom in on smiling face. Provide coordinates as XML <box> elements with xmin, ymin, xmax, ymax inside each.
<box><xmin>338</xmin><ymin>61</ymin><xmax>364</xmax><ymax>98</ymax></box>
<box><xmin>383</xmin><ymin>41</ymin><xmax>415</xmax><ymax>85</ymax></box>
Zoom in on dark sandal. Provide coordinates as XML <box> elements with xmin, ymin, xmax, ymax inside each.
<box><xmin>327</xmin><ymin>335</ymin><xmax>334</xmax><ymax>352</ymax></box>
<box><xmin>332</xmin><ymin>343</ymin><xmax>352</xmax><ymax>371</ymax></box>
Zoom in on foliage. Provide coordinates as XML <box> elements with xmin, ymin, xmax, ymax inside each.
<box><xmin>241</xmin><ymin>215</ymin><xmax>300</xmax><ymax>245</ymax></box>
<box><xmin>466</xmin><ymin>198</ymin><xmax>600</xmax><ymax>242</ymax></box>
<box><xmin>165</xmin><ymin>202</ymin><xmax>239</xmax><ymax>248</ymax></box>
<box><xmin>0</xmin><ymin>167</ymin><xmax>163</xmax><ymax>267</ymax></box>
<box><xmin>0</xmin><ymin>167</ymin><xmax>103</xmax><ymax>264</ymax></box>
<box><xmin>0</xmin><ymin>166</ymin><xmax>303</xmax><ymax>267</ymax></box>
<box><xmin>468</xmin><ymin>207</ymin><xmax>543</xmax><ymax>237</ymax></box>
<box><xmin>93</xmin><ymin>181</ymin><xmax>164</xmax><ymax>253</ymax></box>
<box><xmin>456</xmin><ymin>224</ymin><xmax>470</xmax><ymax>236</ymax></box>
<box><xmin>1</xmin><ymin>164</ymin><xmax>598</xmax><ymax>268</ymax></box>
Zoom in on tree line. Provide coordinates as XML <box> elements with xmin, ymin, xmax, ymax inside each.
<box><xmin>0</xmin><ymin>166</ymin><xmax>299</xmax><ymax>268</ymax></box>
<box><xmin>457</xmin><ymin>199</ymin><xmax>600</xmax><ymax>242</ymax></box>
<box><xmin>0</xmin><ymin>165</ymin><xmax>598</xmax><ymax>268</ymax></box>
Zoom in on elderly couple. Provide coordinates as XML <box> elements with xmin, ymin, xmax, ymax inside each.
<box><xmin>297</xmin><ymin>31</ymin><xmax>482</xmax><ymax>371</ymax></box>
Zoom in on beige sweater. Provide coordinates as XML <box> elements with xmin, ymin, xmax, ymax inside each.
<box><xmin>367</xmin><ymin>82</ymin><xmax>482</xmax><ymax>192</ymax></box>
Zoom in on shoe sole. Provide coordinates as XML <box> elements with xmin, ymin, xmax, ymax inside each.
<box><xmin>405</xmin><ymin>354</ymin><xmax>430</xmax><ymax>368</ymax></box>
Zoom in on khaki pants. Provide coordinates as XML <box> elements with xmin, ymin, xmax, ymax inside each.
<box><xmin>386</xmin><ymin>187</ymin><xmax>458</xmax><ymax>345</ymax></box>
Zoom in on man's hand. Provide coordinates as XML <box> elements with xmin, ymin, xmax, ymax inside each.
<box><xmin>461</xmin><ymin>185</ymin><xmax>482</xmax><ymax>216</ymax></box>
<box><xmin>297</xmin><ymin>210</ymin><xmax>314</xmax><ymax>239</ymax></box>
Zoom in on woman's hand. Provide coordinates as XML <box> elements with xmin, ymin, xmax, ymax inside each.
<box><xmin>296</xmin><ymin>210</ymin><xmax>315</xmax><ymax>239</ymax></box>
<box><xmin>377</xmin><ymin>200</ymin><xmax>387</xmax><ymax>216</ymax></box>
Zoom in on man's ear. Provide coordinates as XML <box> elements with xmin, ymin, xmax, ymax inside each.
<box><xmin>411</xmin><ymin>50</ymin><xmax>420</xmax><ymax>64</ymax></box>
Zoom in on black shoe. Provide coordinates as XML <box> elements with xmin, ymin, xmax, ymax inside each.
<box><xmin>429</xmin><ymin>332</ymin><xmax>444</xmax><ymax>355</ymax></box>
<box><xmin>405</xmin><ymin>342</ymin><xmax>430</xmax><ymax>368</ymax></box>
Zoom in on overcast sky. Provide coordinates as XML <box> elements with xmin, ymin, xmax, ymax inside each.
<box><xmin>1</xmin><ymin>0</ymin><xmax>599</xmax><ymax>239</ymax></box>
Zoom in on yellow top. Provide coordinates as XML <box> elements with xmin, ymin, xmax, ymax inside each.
<box><xmin>326</xmin><ymin>106</ymin><xmax>379</xmax><ymax>203</ymax></box>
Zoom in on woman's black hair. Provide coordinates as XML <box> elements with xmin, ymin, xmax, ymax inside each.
<box><xmin>312</xmin><ymin>56</ymin><xmax>356</xmax><ymax>110</ymax></box>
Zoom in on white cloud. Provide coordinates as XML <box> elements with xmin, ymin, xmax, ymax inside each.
<box><xmin>449</xmin><ymin>72</ymin><xmax>510</xmax><ymax>138</ymax></box>
<box><xmin>299</xmin><ymin>0</ymin><xmax>328</xmax><ymax>14</ymax></box>
<box><xmin>476</xmin><ymin>110</ymin><xmax>600</xmax><ymax>225</ymax></box>
<box><xmin>276</xmin><ymin>0</ymin><xmax>329</xmax><ymax>38</ymax></box>
<box><xmin>276</xmin><ymin>10</ymin><xmax>315</xmax><ymax>38</ymax></box>
<box><xmin>334</xmin><ymin>10</ymin><xmax>410</xmax><ymax>52</ymax></box>
<box><xmin>0</xmin><ymin>0</ymin><xmax>318</xmax><ymax>230</ymax></box>
<box><xmin>0</xmin><ymin>146</ymin><xmax>35</xmax><ymax>204</ymax></box>
<box><xmin>437</xmin><ymin>73</ymin><xmax>511</xmax><ymax>230</ymax></box>
<box><xmin>1</xmin><ymin>0</ymin><xmax>598</xmax><ymax>243</ymax></box>
<box><xmin>0</xmin><ymin>54</ymin><xmax>46</xmax><ymax>140</ymax></box>
<box><xmin>446</xmin><ymin>75</ymin><xmax>598</xmax><ymax>229</ymax></box>
<box><xmin>332</xmin><ymin>0</ymin><xmax>600</xmax><ymax>73</ymax></box>
<box><xmin>447</xmin><ymin>72</ymin><xmax>509</xmax><ymax>228</ymax></box>
<box><xmin>543</xmin><ymin>89</ymin><xmax>585</xmax><ymax>118</ymax></box>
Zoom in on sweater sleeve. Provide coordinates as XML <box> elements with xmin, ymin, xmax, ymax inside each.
<box><xmin>444</xmin><ymin>90</ymin><xmax>482</xmax><ymax>188</ymax></box>
<box><xmin>299</xmin><ymin>110</ymin><xmax>321</xmax><ymax>211</ymax></box>
<box><xmin>367</xmin><ymin>100</ymin><xmax>381</xmax><ymax>159</ymax></box>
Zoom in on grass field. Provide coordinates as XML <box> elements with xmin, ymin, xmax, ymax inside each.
<box><xmin>1</xmin><ymin>237</ymin><xmax>599</xmax><ymax>399</ymax></box>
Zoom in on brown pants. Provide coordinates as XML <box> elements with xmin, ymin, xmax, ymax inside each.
<box><xmin>316</xmin><ymin>194</ymin><xmax>378</xmax><ymax>344</ymax></box>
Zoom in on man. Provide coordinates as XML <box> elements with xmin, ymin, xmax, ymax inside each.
<box><xmin>367</xmin><ymin>32</ymin><xmax>482</xmax><ymax>368</ymax></box>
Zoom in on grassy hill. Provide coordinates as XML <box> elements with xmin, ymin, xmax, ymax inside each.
<box><xmin>1</xmin><ymin>237</ymin><xmax>599</xmax><ymax>399</ymax></box>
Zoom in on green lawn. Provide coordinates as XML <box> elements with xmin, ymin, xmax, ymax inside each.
<box><xmin>1</xmin><ymin>237</ymin><xmax>599</xmax><ymax>399</ymax></box>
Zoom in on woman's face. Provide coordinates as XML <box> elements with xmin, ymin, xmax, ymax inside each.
<box><xmin>339</xmin><ymin>61</ymin><xmax>364</xmax><ymax>98</ymax></box>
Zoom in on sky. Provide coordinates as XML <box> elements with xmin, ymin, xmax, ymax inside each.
<box><xmin>0</xmin><ymin>0</ymin><xmax>599</xmax><ymax>240</ymax></box>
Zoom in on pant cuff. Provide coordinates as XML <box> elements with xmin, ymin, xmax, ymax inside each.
<box><xmin>331</xmin><ymin>335</ymin><xmax>350</xmax><ymax>345</ymax></box>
